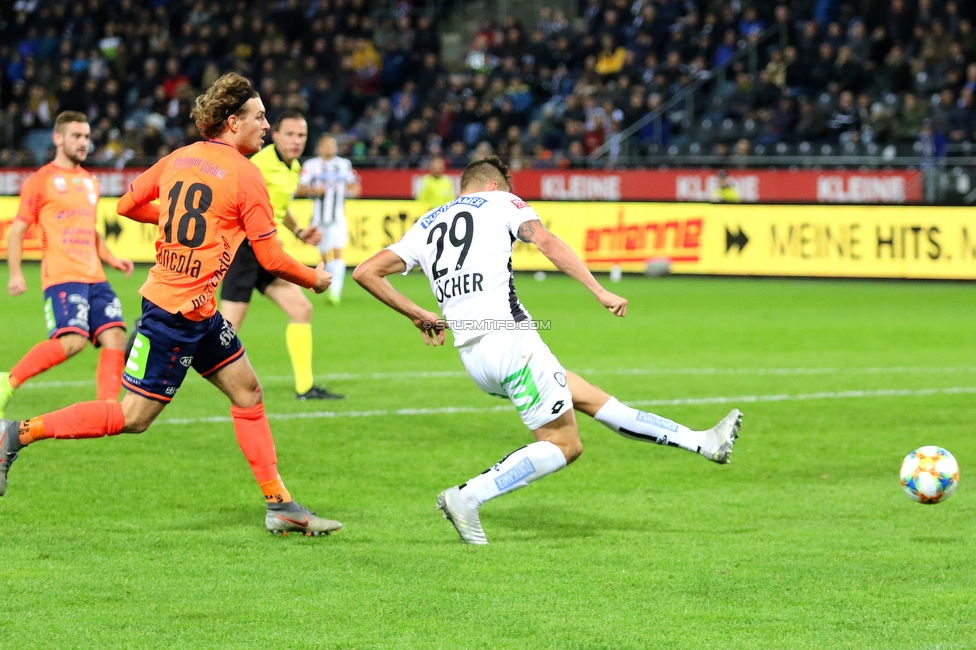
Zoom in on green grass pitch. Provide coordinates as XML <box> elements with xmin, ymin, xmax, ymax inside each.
<box><xmin>1</xmin><ymin>263</ymin><xmax>975</xmax><ymax>649</ymax></box>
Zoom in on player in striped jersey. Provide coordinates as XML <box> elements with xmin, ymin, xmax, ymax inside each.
<box><xmin>298</xmin><ymin>135</ymin><xmax>359</xmax><ymax>305</ymax></box>
<box><xmin>354</xmin><ymin>157</ymin><xmax>743</xmax><ymax>544</ymax></box>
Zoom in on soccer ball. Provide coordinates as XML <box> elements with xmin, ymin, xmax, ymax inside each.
<box><xmin>899</xmin><ymin>446</ymin><xmax>959</xmax><ymax>504</ymax></box>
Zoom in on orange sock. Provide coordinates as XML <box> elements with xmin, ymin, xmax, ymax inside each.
<box><xmin>230</xmin><ymin>403</ymin><xmax>291</xmax><ymax>503</ymax></box>
<box><xmin>10</xmin><ymin>339</ymin><xmax>68</xmax><ymax>387</ymax></box>
<box><xmin>18</xmin><ymin>416</ymin><xmax>48</xmax><ymax>446</ymax></box>
<box><xmin>19</xmin><ymin>401</ymin><xmax>125</xmax><ymax>446</ymax></box>
<box><xmin>96</xmin><ymin>348</ymin><xmax>126</xmax><ymax>400</ymax></box>
<box><xmin>259</xmin><ymin>475</ymin><xmax>292</xmax><ymax>504</ymax></box>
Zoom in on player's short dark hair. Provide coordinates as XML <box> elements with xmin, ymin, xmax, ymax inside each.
<box><xmin>54</xmin><ymin>111</ymin><xmax>88</xmax><ymax>134</ymax></box>
<box><xmin>273</xmin><ymin>108</ymin><xmax>306</xmax><ymax>132</ymax></box>
<box><xmin>460</xmin><ymin>156</ymin><xmax>512</xmax><ymax>192</ymax></box>
<box><xmin>190</xmin><ymin>72</ymin><xmax>258</xmax><ymax>139</ymax></box>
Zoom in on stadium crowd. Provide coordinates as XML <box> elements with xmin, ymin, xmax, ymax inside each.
<box><xmin>0</xmin><ymin>0</ymin><xmax>973</xmax><ymax>168</ymax></box>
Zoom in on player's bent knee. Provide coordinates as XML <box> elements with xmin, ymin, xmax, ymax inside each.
<box><xmin>120</xmin><ymin>406</ymin><xmax>154</xmax><ymax>434</ymax></box>
<box><xmin>122</xmin><ymin>417</ymin><xmax>151</xmax><ymax>434</ymax></box>
<box><xmin>563</xmin><ymin>437</ymin><xmax>583</xmax><ymax>464</ymax></box>
<box><xmin>97</xmin><ymin>327</ymin><xmax>127</xmax><ymax>350</ymax></box>
<box><xmin>58</xmin><ymin>334</ymin><xmax>88</xmax><ymax>357</ymax></box>
<box><xmin>534</xmin><ymin>411</ymin><xmax>583</xmax><ymax>464</ymax></box>
<box><xmin>233</xmin><ymin>381</ymin><xmax>263</xmax><ymax>408</ymax></box>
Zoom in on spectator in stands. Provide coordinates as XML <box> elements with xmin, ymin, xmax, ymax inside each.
<box><xmin>922</xmin><ymin>20</ymin><xmax>953</xmax><ymax>66</ymax></box>
<box><xmin>732</xmin><ymin>138</ymin><xmax>752</xmax><ymax>161</ymax></box>
<box><xmin>863</xmin><ymin>101</ymin><xmax>894</xmax><ymax>144</ymax></box>
<box><xmin>754</xmin><ymin>69</ymin><xmax>781</xmax><ymax>111</ymax></box>
<box><xmin>739</xmin><ymin>7</ymin><xmax>765</xmax><ymax>38</ymax></box>
<box><xmin>876</xmin><ymin>44</ymin><xmax>913</xmax><ymax>94</ymax></box>
<box><xmin>888</xmin><ymin>0</ymin><xmax>915</xmax><ymax>45</ymax></box>
<box><xmin>713</xmin><ymin>29</ymin><xmax>738</xmax><ymax>67</ymax></box>
<box><xmin>566</xmin><ymin>139</ymin><xmax>588</xmax><ymax>168</ymax></box>
<box><xmin>918</xmin><ymin>118</ymin><xmax>948</xmax><ymax>158</ymax></box>
<box><xmin>892</xmin><ymin>93</ymin><xmax>930</xmax><ymax>142</ymax></box>
<box><xmin>796</xmin><ymin>96</ymin><xmax>828</xmax><ymax>142</ymax></box>
<box><xmin>808</xmin><ymin>42</ymin><xmax>836</xmax><ymax>92</ymax></box>
<box><xmin>948</xmin><ymin>88</ymin><xmax>975</xmax><ymax>143</ymax></box>
<box><xmin>832</xmin><ymin>46</ymin><xmax>864</xmax><ymax>94</ymax></box>
<box><xmin>931</xmin><ymin>88</ymin><xmax>956</xmax><ymax>134</ymax></box>
<box><xmin>759</xmin><ymin>96</ymin><xmax>798</xmax><ymax>146</ymax></box>
<box><xmin>828</xmin><ymin>91</ymin><xmax>861</xmax><ymax>143</ymax></box>
<box><xmin>727</xmin><ymin>72</ymin><xmax>757</xmax><ymax>120</ymax></box>
<box><xmin>846</xmin><ymin>19</ymin><xmax>872</xmax><ymax>65</ymax></box>
<box><xmin>595</xmin><ymin>34</ymin><xmax>626</xmax><ymax>78</ymax></box>
<box><xmin>959</xmin><ymin>19</ymin><xmax>976</xmax><ymax>57</ymax></box>
<box><xmin>0</xmin><ymin>0</ymin><xmax>971</xmax><ymax>170</ymax></box>
<box><xmin>765</xmin><ymin>48</ymin><xmax>787</xmax><ymax>89</ymax></box>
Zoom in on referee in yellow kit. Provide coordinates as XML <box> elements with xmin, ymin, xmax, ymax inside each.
<box><xmin>219</xmin><ymin>108</ymin><xmax>344</xmax><ymax>400</ymax></box>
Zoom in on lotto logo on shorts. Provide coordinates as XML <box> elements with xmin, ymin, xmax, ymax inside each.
<box><xmin>494</xmin><ymin>457</ymin><xmax>536</xmax><ymax>491</ymax></box>
<box><xmin>637</xmin><ymin>411</ymin><xmax>680</xmax><ymax>432</ymax></box>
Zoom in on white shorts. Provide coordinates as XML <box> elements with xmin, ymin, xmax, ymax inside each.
<box><xmin>459</xmin><ymin>329</ymin><xmax>572</xmax><ymax>430</ymax></box>
<box><xmin>315</xmin><ymin>218</ymin><xmax>347</xmax><ymax>253</ymax></box>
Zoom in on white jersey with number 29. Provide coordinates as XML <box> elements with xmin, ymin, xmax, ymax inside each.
<box><xmin>387</xmin><ymin>191</ymin><xmax>540</xmax><ymax>346</ymax></box>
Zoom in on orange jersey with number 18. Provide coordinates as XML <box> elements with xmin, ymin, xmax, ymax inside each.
<box><xmin>128</xmin><ymin>140</ymin><xmax>278</xmax><ymax>321</ymax></box>
<box><xmin>15</xmin><ymin>162</ymin><xmax>106</xmax><ymax>289</ymax></box>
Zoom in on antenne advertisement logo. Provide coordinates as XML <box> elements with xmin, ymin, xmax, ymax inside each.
<box><xmin>582</xmin><ymin>208</ymin><xmax>703</xmax><ymax>265</ymax></box>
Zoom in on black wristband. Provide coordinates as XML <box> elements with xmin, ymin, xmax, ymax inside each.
<box><xmin>294</xmin><ymin>228</ymin><xmax>304</xmax><ymax>238</ymax></box>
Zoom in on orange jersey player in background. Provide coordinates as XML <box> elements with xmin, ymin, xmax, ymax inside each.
<box><xmin>0</xmin><ymin>74</ymin><xmax>342</xmax><ymax>537</ymax></box>
<box><xmin>1</xmin><ymin>111</ymin><xmax>134</xmax><ymax>419</ymax></box>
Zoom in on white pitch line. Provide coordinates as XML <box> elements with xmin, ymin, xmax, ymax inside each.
<box><xmin>19</xmin><ymin>366</ymin><xmax>976</xmax><ymax>390</ymax></box>
<box><xmin>155</xmin><ymin>386</ymin><xmax>976</xmax><ymax>426</ymax></box>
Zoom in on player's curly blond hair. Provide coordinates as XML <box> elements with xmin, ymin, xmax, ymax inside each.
<box><xmin>190</xmin><ymin>72</ymin><xmax>258</xmax><ymax>139</ymax></box>
<box><xmin>460</xmin><ymin>156</ymin><xmax>512</xmax><ymax>192</ymax></box>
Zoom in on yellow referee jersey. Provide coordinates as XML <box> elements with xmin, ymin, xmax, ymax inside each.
<box><xmin>250</xmin><ymin>144</ymin><xmax>301</xmax><ymax>224</ymax></box>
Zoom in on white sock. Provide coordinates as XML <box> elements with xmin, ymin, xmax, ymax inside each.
<box><xmin>326</xmin><ymin>259</ymin><xmax>346</xmax><ymax>297</ymax></box>
<box><xmin>594</xmin><ymin>397</ymin><xmax>705</xmax><ymax>453</ymax></box>
<box><xmin>458</xmin><ymin>440</ymin><xmax>567</xmax><ymax>507</ymax></box>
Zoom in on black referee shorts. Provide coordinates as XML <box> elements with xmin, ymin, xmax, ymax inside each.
<box><xmin>220</xmin><ymin>240</ymin><xmax>277</xmax><ymax>303</ymax></box>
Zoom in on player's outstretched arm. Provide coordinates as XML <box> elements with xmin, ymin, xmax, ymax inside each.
<box><xmin>95</xmin><ymin>233</ymin><xmax>134</xmax><ymax>277</ymax></box>
<box><xmin>251</xmin><ymin>236</ymin><xmax>331</xmax><ymax>293</ymax></box>
<box><xmin>116</xmin><ymin>192</ymin><xmax>161</xmax><ymax>224</ymax></box>
<box><xmin>6</xmin><ymin>219</ymin><xmax>28</xmax><ymax>296</ymax></box>
<box><xmin>353</xmin><ymin>249</ymin><xmax>447</xmax><ymax>346</ymax></box>
<box><xmin>518</xmin><ymin>219</ymin><xmax>627</xmax><ymax>317</ymax></box>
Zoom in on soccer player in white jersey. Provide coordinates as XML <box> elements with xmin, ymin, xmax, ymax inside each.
<box><xmin>354</xmin><ymin>157</ymin><xmax>743</xmax><ymax>545</ymax></box>
<box><xmin>298</xmin><ymin>135</ymin><xmax>360</xmax><ymax>305</ymax></box>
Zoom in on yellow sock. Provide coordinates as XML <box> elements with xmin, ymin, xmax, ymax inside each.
<box><xmin>285</xmin><ymin>323</ymin><xmax>314</xmax><ymax>394</ymax></box>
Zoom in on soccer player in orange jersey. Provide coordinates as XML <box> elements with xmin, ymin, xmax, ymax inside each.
<box><xmin>0</xmin><ymin>74</ymin><xmax>341</xmax><ymax>536</ymax></box>
<box><xmin>1</xmin><ymin>111</ymin><xmax>134</xmax><ymax>419</ymax></box>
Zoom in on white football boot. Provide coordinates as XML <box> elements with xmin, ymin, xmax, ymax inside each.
<box><xmin>699</xmin><ymin>409</ymin><xmax>742</xmax><ymax>464</ymax></box>
<box><xmin>437</xmin><ymin>486</ymin><xmax>488</xmax><ymax>545</ymax></box>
